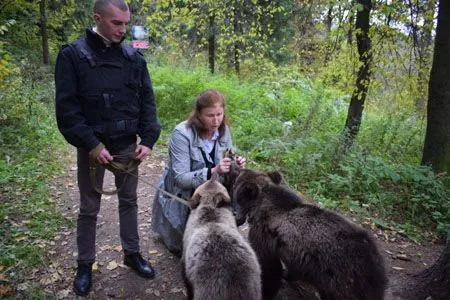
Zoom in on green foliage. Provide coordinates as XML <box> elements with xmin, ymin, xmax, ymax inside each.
<box><xmin>151</xmin><ymin>63</ymin><xmax>449</xmax><ymax>239</ymax></box>
<box><xmin>0</xmin><ymin>65</ymin><xmax>71</xmax><ymax>292</ymax></box>
<box><xmin>0</xmin><ymin>19</ymin><xmax>16</xmax><ymax>88</ymax></box>
<box><xmin>143</xmin><ymin>0</ymin><xmax>289</xmax><ymax>72</ymax></box>
<box><xmin>0</xmin><ymin>0</ymin><xmax>87</xmax><ymax>64</ymax></box>
<box><xmin>313</xmin><ymin>151</ymin><xmax>449</xmax><ymax>237</ymax></box>
<box><xmin>0</xmin><ymin>0</ymin><xmax>447</xmax><ymax>297</ymax></box>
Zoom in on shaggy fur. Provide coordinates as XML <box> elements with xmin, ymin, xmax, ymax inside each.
<box><xmin>222</xmin><ymin>148</ymin><xmax>240</xmax><ymax>201</ymax></box>
<box><xmin>233</xmin><ymin>169</ymin><xmax>388</xmax><ymax>300</ymax></box>
<box><xmin>182</xmin><ymin>173</ymin><xmax>261</xmax><ymax>300</ymax></box>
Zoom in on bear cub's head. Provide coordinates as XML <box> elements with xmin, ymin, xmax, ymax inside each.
<box><xmin>232</xmin><ymin>169</ymin><xmax>283</xmax><ymax>225</ymax></box>
<box><xmin>190</xmin><ymin>172</ymin><xmax>232</xmax><ymax>210</ymax></box>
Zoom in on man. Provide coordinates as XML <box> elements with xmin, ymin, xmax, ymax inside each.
<box><xmin>55</xmin><ymin>0</ymin><xmax>160</xmax><ymax>296</ymax></box>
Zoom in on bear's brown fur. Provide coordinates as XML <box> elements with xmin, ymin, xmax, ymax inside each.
<box><xmin>182</xmin><ymin>173</ymin><xmax>261</xmax><ymax>300</ymax></box>
<box><xmin>233</xmin><ymin>169</ymin><xmax>387</xmax><ymax>300</ymax></box>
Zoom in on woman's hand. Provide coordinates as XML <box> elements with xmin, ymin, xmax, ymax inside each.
<box><xmin>236</xmin><ymin>156</ymin><xmax>246</xmax><ymax>169</ymax></box>
<box><xmin>212</xmin><ymin>157</ymin><xmax>232</xmax><ymax>174</ymax></box>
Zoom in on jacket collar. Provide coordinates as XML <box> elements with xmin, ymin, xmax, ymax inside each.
<box><xmin>85</xmin><ymin>28</ymin><xmax>125</xmax><ymax>51</ymax></box>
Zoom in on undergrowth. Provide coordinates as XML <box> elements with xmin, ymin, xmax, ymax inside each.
<box><xmin>150</xmin><ymin>62</ymin><xmax>450</xmax><ymax>240</ymax></box>
<box><xmin>0</xmin><ymin>58</ymin><xmax>448</xmax><ymax>296</ymax></box>
<box><xmin>0</xmin><ymin>63</ymin><xmax>71</xmax><ymax>296</ymax></box>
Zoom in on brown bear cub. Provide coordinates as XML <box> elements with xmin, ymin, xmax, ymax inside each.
<box><xmin>233</xmin><ymin>169</ymin><xmax>388</xmax><ymax>300</ymax></box>
<box><xmin>182</xmin><ymin>172</ymin><xmax>261</xmax><ymax>300</ymax></box>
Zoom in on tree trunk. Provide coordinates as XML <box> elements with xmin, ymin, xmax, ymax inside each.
<box><xmin>342</xmin><ymin>0</ymin><xmax>372</xmax><ymax>149</ymax></box>
<box><xmin>208</xmin><ymin>13</ymin><xmax>215</xmax><ymax>74</ymax></box>
<box><xmin>393</xmin><ymin>235</ymin><xmax>450</xmax><ymax>300</ymax></box>
<box><xmin>325</xmin><ymin>5</ymin><xmax>333</xmax><ymax>33</ymax></box>
<box><xmin>233</xmin><ymin>3</ymin><xmax>241</xmax><ymax>76</ymax></box>
<box><xmin>421</xmin><ymin>0</ymin><xmax>450</xmax><ymax>177</ymax></box>
<box><xmin>409</xmin><ymin>0</ymin><xmax>436</xmax><ymax>111</ymax></box>
<box><xmin>40</xmin><ymin>0</ymin><xmax>49</xmax><ymax>65</ymax></box>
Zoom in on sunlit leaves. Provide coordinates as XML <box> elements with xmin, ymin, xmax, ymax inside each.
<box><xmin>143</xmin><ymin>0</ymin><xmax>287</xmax><ymax>72</ymax></box>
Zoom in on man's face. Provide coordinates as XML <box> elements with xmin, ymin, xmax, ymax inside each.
<box><xmin>94</xmin><ymin>4</ymin><xmax>130</xmax><ymax>43</ymax></box>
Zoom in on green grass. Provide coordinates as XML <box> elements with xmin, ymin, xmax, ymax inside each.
<box><xmin>0</xmin><ymin>67</ymin><xmax>72</xmax><ymax>296</ymax></box>
<box><xmin>149</xmin><ymin>61</ymin><xmax>450</xmax><ymax>240</ymax></box>
<box><xmin>0</xmin><ymin>57</ymin><xmax>448</xmax><ymax>297</ymax></box>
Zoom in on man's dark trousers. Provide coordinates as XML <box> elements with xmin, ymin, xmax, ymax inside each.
<box><xmin>76</xmin><ymin>143</ymin><xmax>139</xmax><ymax>264</ymax></box>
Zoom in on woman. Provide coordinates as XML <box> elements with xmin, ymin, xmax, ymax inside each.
<box><xmin>152</xmin><ymin>89</ymin><xmax>245</xmax><ymax>255</ymax></box>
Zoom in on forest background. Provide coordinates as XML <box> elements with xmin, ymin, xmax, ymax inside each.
<box><xmin>0</xmin><ymin>0</ymin><xmax>449</xmax><ymax>297</ymax></box>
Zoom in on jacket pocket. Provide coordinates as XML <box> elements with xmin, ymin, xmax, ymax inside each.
<box><xmin>190</xmin><ymin>149</ymin><xmax>206</xmax><ymax>171</ymax></box>
<box><xmin>126</xmin><ymin>63</ymin><xmax>144</xmax><ymax>89</ymax></box>
<box><xmin>81</xmin><ymin>93</ymin><xmax>102</xmax><ymax>124</ymax></box>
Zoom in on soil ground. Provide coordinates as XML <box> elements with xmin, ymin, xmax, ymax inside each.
<box><xmin>31</xmin><ymin>151</ymin><xmax>445</xmax><ymax>299</ymax></box>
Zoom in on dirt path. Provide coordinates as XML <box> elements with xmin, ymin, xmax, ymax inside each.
<box><xmin>44</xmin><ymin>151</ymin><xmax>185</xmax><ymax>299</ymax></box>
<box><xmin>37</xmin><ymin>151</ymin><xmax>444</xmax><ymax>299</ymax></box>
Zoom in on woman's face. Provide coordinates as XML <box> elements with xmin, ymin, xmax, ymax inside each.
<box><xmin>199</xmin><ymin>105</ymin><xmax>224</xmax><ymax>136</ymax></box>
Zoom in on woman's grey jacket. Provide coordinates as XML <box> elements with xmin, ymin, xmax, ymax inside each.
<box><xmin>151</xmin><ymin>120</ymin><xmax>233</xmax><ymax>254</ymax></box>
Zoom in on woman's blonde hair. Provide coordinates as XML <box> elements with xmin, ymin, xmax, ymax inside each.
<box><xmin>186</xmin><ymin>89</ymin><xmax>228</xmax><ymax>138</ymax></box>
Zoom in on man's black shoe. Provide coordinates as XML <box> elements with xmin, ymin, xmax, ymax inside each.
<box><xmin>73</xmin><ymin>263</ymin><xmax>92</xmax><ymax>296</ymax></box>
<box><xmin>124</xmin><ymin>252</ymin><xmax>156</xmax><ymax>279</ymax></box>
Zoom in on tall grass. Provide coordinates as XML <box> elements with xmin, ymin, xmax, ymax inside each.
<box><xmin>0</xmin><ymin>63</ymin><xmax>71</xmax><ymax>294</ymax></box>
<box><xmin>150</xmin><ymin>62</ymin><xmax>449</xmax><ymax>239</ymax></box>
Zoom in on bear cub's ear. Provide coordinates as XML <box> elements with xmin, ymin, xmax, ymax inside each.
<box><xmin>213</xmin><ymin>192</ymin><xmax>231</xmax><ymax>208</ymax></box>
<box><xmin>190</xmin><ymin>193</ymin><xmax>201</xmax><ymax>209</ymax></box>
<box><xmin>267</xmin><ymin>171</ymin><xmax>282</xmax><ymax>184</ymax></box>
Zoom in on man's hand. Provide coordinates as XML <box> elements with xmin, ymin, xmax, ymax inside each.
<box><xmin>96</xmin><ymin>148</ymin><xmax>113</xmax><ymax>164</ymax></box>
<box><xmin>89</xmin><ymin>143</ymin><xmax>113</xmax><ymax>164</ymax></box>
<box><xmin>135</xmin><ymin>144</ymin><xmax>152</xmax><ymax>161</ymax></box>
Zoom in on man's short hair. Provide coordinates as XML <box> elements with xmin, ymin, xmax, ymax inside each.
<box><xmin>94</xmin><ymin>0</ymin><xmax>129</xmax><ymax>14</ymax></box>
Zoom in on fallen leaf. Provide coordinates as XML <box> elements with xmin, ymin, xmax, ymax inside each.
<box><xmin>0</xmin><ymin>284</ymin><xmax>14</xmax><ymax>296</ymax></box>
<box><xmin>392</xmin><ymin>266</ymin><xmax>404</xmax><ymax>270</ymax></box>
<box><xmin>56</xmin><ymin>289</ymin><xmax>70</xmax><ymax>299</ymax></box>
<box><xmin>92</xmin><ymin>263</ymin><xmax>99</xmax><ymax>271</ymax></box>
<box><xmin>107</xmin><ymin>260</ymin><xmax>118</xmax><ymax>270</ymax></box>
<box><xmin>14</xmin><ymin>236</ymin><xmax>28</xmax><ymax>242</ymax></box>
<box><xmin>395</xmin><ymin>254</ymin><xmax>410</xmax><ymax>261</ymax></box>
<box><xmin>100</xmin><ymin>245</ymin><xmax>111</xmax><ymax>251</ymax></box>
<box><xmin>170</xmin><ymin>287</ymin><xmax>183</xmax><ymax>293</ymax></box>
<box><xmin>149</xmin><ymin>250</ymin><xmax>158</xmax><ymax>255</ymax></box>
<box><xmin>114</xmin><ymin>245</ymin><xmax>123</xmax><ymax>252</ymax></box>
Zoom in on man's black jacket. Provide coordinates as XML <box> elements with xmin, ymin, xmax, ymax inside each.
<box><xmin>55</xmin><ymin>29</ymin><xmax>161</xmax><ymax>152</ymax></box>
